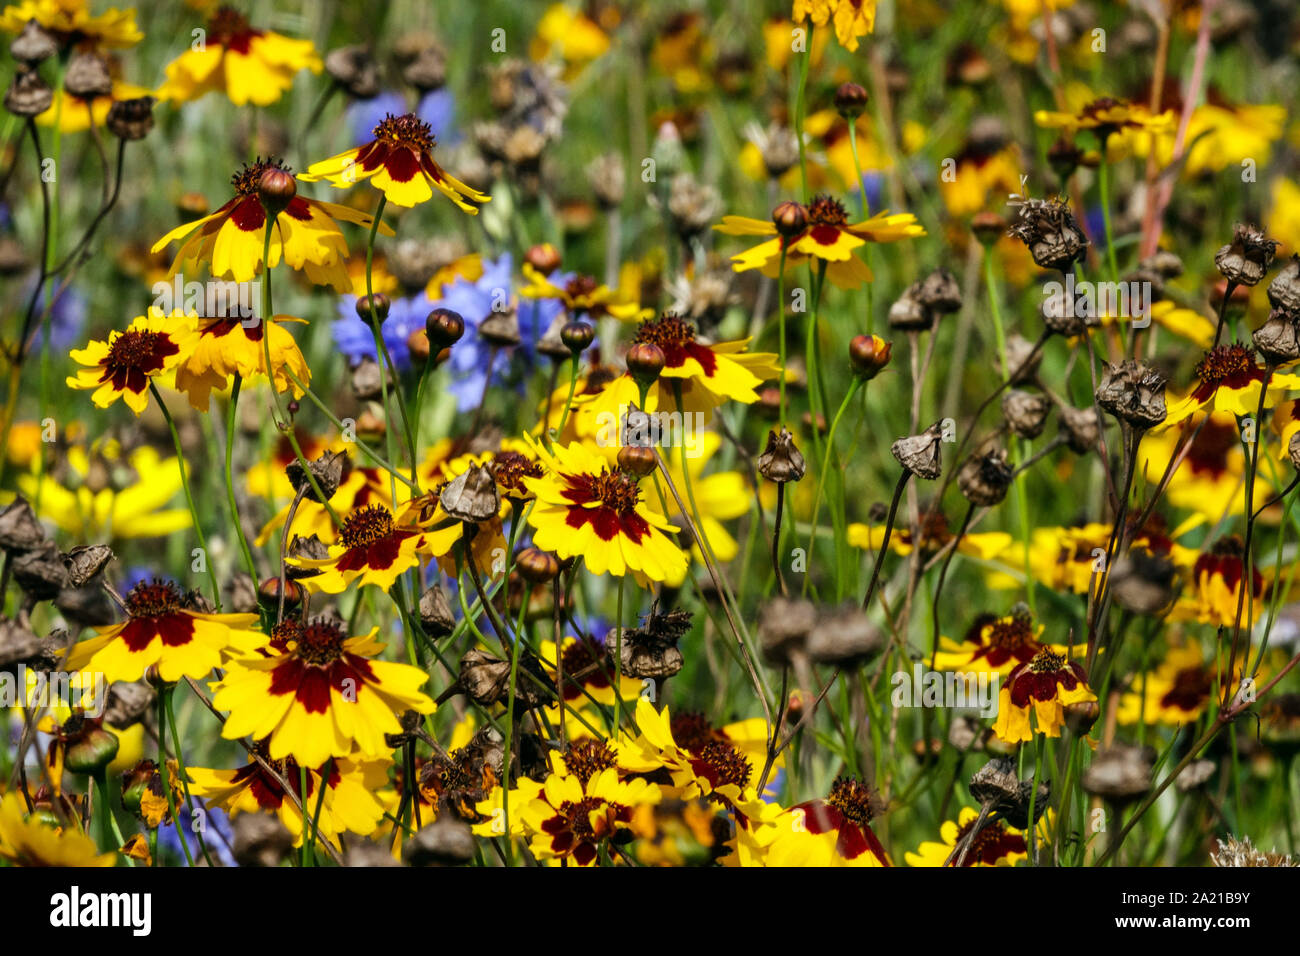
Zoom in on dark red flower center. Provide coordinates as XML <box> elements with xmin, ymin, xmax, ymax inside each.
<box><xmin>825</xmin><ymin>776</ymin><xmax>875</xmax><ymax>829</ymax></box>
<box><xmin>1161</xmin><ymin>665</ymin><xmax>1212</xmax><ymax>712</ymax></box>
<box><xmin>339</xmin><ymin>504</ymin><xmax>396</xmax><ymax>549</ymax></box>
<box><xmin>491</xmin><ymin>451</ymin><xmax>542</xmax><ymax>496</ymax></box>
<box><xmin>294</xmin><ymin>619</ymin><xmax>347</xmax><ymax>667</ymax></box>
<box><xmin>565</xmin><ymin>275</ymin><xmax>599</xmax><ymax>300</ymax></box>
<box><xmin>562</xmin><ymin>738</ymin><xmax>617</xmax><ymax>786</ymax></box>
<box><xmin>952</xmin><ymin>817</ymin><xmax>1025</xmax><ymax>866</ymax></box>
<box><xmin>125</xmin><ymin>580</ymin><xmax>183</xmax><ymax>618</ymax></box>
<box><xmin>689</xmin><ymin>739</ymin><xmax>752</xmax><ymax>791</ymax></box>
<box><xmin>1192</xmin><ymin>344</ymin><xmax>1263</xmax><ymax>399</ymax></box>
<box><xmin>207</xmin><ymin>6</ymin><xmax>262</xmax><ymax>53</ymax></box>
<box><xmin>1194</xmin><ymin>536</ymin><xmax>1263</xmax><ymax>598</ymax></box>
<box><xmin>632</xmin><ymin>313</ymin><xmax>717</xmax><ymax>374</ymax></box>
<box><xmin>101</xmin><ymin>329</ymin><xmax>178</xmax><ymax>392</ymax></box>
<box><xmin>806</xmin><ymin>194</ymin><xmax>849</xmax><ymax>227</ymax></box>
<box><xmin>372</xmin><ymin>113</ymin><xmax>435</xmax><ymax>153</ymax></box>
<box><xmin>669</xmin><ymin>711</ymin><xmax>714</xmax><ymax>751</ymax></box>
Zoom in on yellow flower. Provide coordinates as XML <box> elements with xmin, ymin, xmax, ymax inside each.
<box><xmin>0</xmin><ymin>0</ymin><xmax>141</xmax><ymax>48</ymax></box>
<box><xmin>302</xmin><ymin>113</ymin><xmax>489</xmax><ymax>212</ymax></box>
<box><xmin>792</xmin><ymin>0</ymin><xmax>877</xmax><ymax>53</ymax></box>
<box><xmin>36</xmin><ymin>80</ymin><xmax>152</xmax><ymax>133</ymax></box>
<box><xmin>288</xmin><ymin>503</ymin><xmax>425</xmax><ymax>594</ymax></box>
<box><xmin>905</xmin><ymin>806</ymin><xmax>1052</xmax><ymax>866</ymax></box>
<box><xmin>522</xmin><ymin>435</ymin><xmax>687</xmax><ymax>582</ymax></box>
<box><xmin>173</xmin><ymin>312</ymin><xmax>310</xmax><ymax>412</ymax></box>
<box><xmin>767</xmin><ymin>776</ymin><xmax>890</xmax><ymax>866</ymax></box>
<box><xmin>157</xmin><ymin>5</ymin><xmax>320</xmax><ymax>106</ymax></box>
<box><xmin>0</xmin><ymin>791</ymin><xmax>115</xmax><ymax>867</ymax></box>
<box><xmin>67</xmin><ymin>579</ymin><xmax>266</xmax><ymax>683</ymax></box>
<box><xmin>213</xmin><ymin>618</ymin><xmax>434</xmax><ymax>768</ymax></box>
<box><xmin>1117</xmin><ymin>643</ymin><xmax>1219</xmax><ymax>727</ymax></box>
<box><xmin>716</xmin><ymin>195</ymin><xmax>925</xmax><ymax>290</ymax></box>
<box><xmin>1036</xmin><ymin>94</ymin><xmax>1175</xmax><ymax>145</ymax></box>
<box><xmin>530</xmin><ymin>3</ymin><xmax>610</xmax><ymax>69</ymax></box>
<box><xmin>991</xmin><ymin>647</ymin><xmax>1096</xmax><ymax>743</ymax></box>
<box><xmin>1161</xmin><ymin>343</ymin><xmax>1300</xmax><ymax>428</ymax></box>
<box><xmin>519</xmin><ymin>265</ymin><xmax>648</xmax><ymax>322</ymax></box>
<box><xmin>519</xmin><ymin>766</ymin><xmax>660</xmax><ymax>866</ymax></box>
<box><xmin>66</xmin><ymin>311</ymin><xmax>197</xmax><ymax>415</ymax></box>
<box><xmin>152</xmin><ymin>159</ymin><xmax>390</xmax><ymax>294</ymax></box>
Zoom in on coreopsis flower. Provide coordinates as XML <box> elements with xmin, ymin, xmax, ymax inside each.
<box><xmin>933</xmin><ymin>607</ymin><xmax>1079</xmax><ymax>676</ymax></box>
<box><xmin>156</xmin><ymin>5</ymin><xmax>321</xmax><ymax>106</ymax></box>
<box><xmin>0</xmin><ymin>791</ymin><xmax>115</xmax><ymax>867</ymax></box>
<box><xmin>849</xmin><ymin>507</ymin><xmax>1012</xmax><ymax>563</ymax></box>
<box><xmin>174</xmin><ymin>312</ymin><xmax>310</xmax><ymax>411</ymax></box>
<box><xmin>1116</xmin><ymin>644</ymin><xmax>1221</xmax><ymax>727</ymax></box>
<box><xmin>792</xmin><ymin>0</ymin><xmax>878</xmax><ymax>53</ymax></box>
<box><xmin>187</xmin><ymin>751</ymin><xmax>387</xmax><ymax>848</ymax></box>
<box><xmin>519</xmin><ymin>765</ymin><xmax>661</xmax><ymax>866</ymax></box>
<box><xmin>212</xmin><ymin>618</ymin><xmax>435</xmax><ymax>767</ymax></box>
<box><xmin>255</xmin><ymin>461</ymin><xmax>396</xmax><ymax>548</ymax></box>
<box><xmin>67</xmin><ymin>579</ymin><xmax>266</xmax><ymax>683</ymax></box>
<box><xmin>0</xmin><ymin>0</ymin><xmax>141</xmax><ymax>48</ymax></box>
<box><xmin>12</xmin><ymin>441</ymin><xmax>192</xmax><ymax>540</ymax></box>
<box><xmin>992</xmin><ymin>647</ymin><xmax>1096</xmax><ymax>743</ymax></box>
<box><xmin>1163</xmin><ymin>344</ymin><xmax>1300</xmax><ymax>427</ymax></box>
<box><xmin>1138</xmin><ymin>413</ymin><xmax>1264</xmax><ymax>518</ymax></box>
<box><xmin>539</xmin><ymin>634</ymin><xmax>643</xmax><ymax>708</ymax></box>
<box><xmin>151</xmin><ymin>158</ymin><xmax>391</xmax><ymax>294</ymax></box>
<box><xmin>519</xmin><ymin>266</ymin><xmax>648</xmax><ymax>322</ymax></box>
<box><xmin>1035</xmin><ymin>94</ymin><xmax>1175</xmax><ymax>144</ymax></box>
<box><xmin>65</xmin><ymin>312</ymin><xmax>197</xmax><ymax>415</ymax></box>
<box><xmin>36</xmin><ymin>80</ymin><xmax>152</xmax><ymax>134</ymax></box>
<box><xmin>904</xmin><ymin>806</ymin><xmax>1037</xmax><ymax>867</ymax></box>
<box><xmin>715</xmin><ymin>195</ymin><xmax>925</xmax><ymax>289</ymax></box>
<box><xmin>1168</xmin><ymin>536</ymin><xmax>1265</xmax><ymax>629</ymax></box>
<box><xmin>288</xmin><ymin>502</ymin><xmax>425</xmax><ymax>594</ymax></box>
<box><xmin>521</xmin><ymin>436</ymin><xmax>688</xmax><ymax>582</ymax></box>
<box><xmin>576</xmin><ymin>313</ymin><xmax>782</xmax><ymax>426</ymax></box>
<box><xmin>768</xmin><ymin>776</ymin><xmax>890</xmax><ymax>867</ymax></box>
<box><xmin>301</xmin><ymin>112</ymin><xmax>489</xmax><ymax>212</ymax></box>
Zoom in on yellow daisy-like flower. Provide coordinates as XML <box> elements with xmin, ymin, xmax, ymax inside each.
<box><xmin>848</xmin><ymin>508</ymin><xmax>1012</xmax><ymax>564</ymax></box>
<box><xmin>173</xmin><ymin>312</ymin><xmax>310</xmax><ymax>411</ymax></box>
<box><xmin>152</xmin><ymin>158</ymin><xmax>390</xmax><ymax>294</ymax></box>
<box><xmin>212</xmin><ymin>618</ymin><xmax>435</xmax><ymax>768</ymax></box>
<box><xmin>519</xmin><ymin>266</ymin><xmax>649</xmax><ymax>322</ymax></box>
<box><xmin>530</xmin><ymin>3</ymin><xmax>610</xmax><ymax>69</ymax></box>
<box><xmin>522</xmin><ymin>435</ymin><xmax>688</xmax><ymax>582</ymax></box>
<box><xmin>67</xmin><ymin>579</ymin><xmax>266</xmax><ymax>684</ymax></box>
<box><xmin>0</xmin><ymin>0</ymin><xmax>141</xmax><ymax>48</ymax></box>
<box><xmin>904</xmin><ymin>806</ymin><xmax>1051</xmax><ymax>867</ymax></box>
<box><xmin>66</xmin><ymin>311</ymin><xmax>197</xmax><ymax>415</ymax></box>
<box><xmin>715</xmin><ymin>195</ymin><xmax>925</xmax><ymax>290</ymax></box>
<box><xmin>1162</xmin><ymin>343</ymin><xmax>1300</xmax><ymax>428</ymax></box>
<box><xmin>1167</xmin><ymin>536</ymin><xmax>1265</xmax><ymax>630</ymax></box>
<box><xmin>10</xmin><ymin>441</ymin><xmax>192</xmax><ymax>540</ymax></box>
<box><xmin>991</xmin><ymin>647</ymin><xmax>1096</xmax><ymax>743</ymax></box>
<box><xmin>520</xmin><ymin>766</ymin><xmax>660</xmax><ymax>866</ymax></box>
<box><xmin>1035</xmin><ymin>94</ymin><xmax>1175</xmax><ymax>144</ymax></box>
<box><xmin>156</xmin><ymin>4</ymin><xmax>320</xmax><ymax>106</ymax></box>
<box><xmin>0</xmin><ymin>791</ymin><xmax>115</xmax><ymax>867</ymax></box>
<box><xmin>187</xmin><ymin>751</ymin><xmax>387</xmax><ymax>849</ymax></box>
<box><xmin>256</xmin><ymin>461</ymin><xmax>396</xmax><ymax>548</ymax></box>
<box><xmin>767</xmin><ymin>776</ymin><xmax>890</xmax><ymax>867</ymax></box>
<box><xmin>301</xmin><ymin>112</ymin><xmax>489</xmax><ymax>212</ymax></box>
<box><xmin>1116</xmin><ymin>643</ymin><xmax>1217</xmax><ymax>727</ymax></box>
<box><xmin>287</xmin><ymin>502</ymin><xmax>425</xmax><ymax>594</ymax></box>
<box><xmin>792</xmin><ymin>0</ymin><xmax>877</xmax><ymax>53</ymax></box>
<box><xmin>932</xmin><ymin>608</ymin><xmax>1085</xmax><ymax>676</ymax></box>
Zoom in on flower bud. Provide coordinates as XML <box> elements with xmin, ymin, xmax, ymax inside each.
<box><xmin>626</xmin><ymin>342</ymin><xmax>666</xmax><ymax>387</ymax></box>
<box><xmin>64</xmin><ymin>722</ymin><xmax>120</xmax><ymax>775</ymax></box>
<box><xmin>257</xmin><ymin>576</ymin><xmax>302</xmax><ymax>611</ymax></box>
<box><xmin>617</xmin><ymin>443</ymin><xmax>657</xmax><ymax>478</ymax></box>
<box><xmin>106</xmin><ymin>96</ymin><xmax>155</xmax><ymax>140</ymax></box>
<box><xmin>525</xmin><ymin>243</ymin><xmax>562</xmax><ymax>274</ymax></box>
<box><xmin>970</xmin><ymin>211</ymin><xmax>1006</xmax><ymax>247</ymax></box>
<box><xmin>833</xmin><ymin>81</ymin><xmax>869</xmax><ymax>118</ymax></box>
<box><xmin>355</xmin><ymin>292</ymin><xmax>390</xmax><ymax>325</ymax></box>
<box><xmin>516</xmin><ymin>547</ymin><xmax>560</xmax><ymax>584</ymax></box>
<box><xmin>426</xmin><ymin>308</ymin><xmax>465</xmax><ymax>349</ymax></box>
<box><xmin>561</xmin><ymin>320</ymin><xmax>594</xmax><ymax>355</ymax></box>
<box><xmin>849</xmin><ymin>334</ymin><xmax>892</xmax><ymax>379</ymax></box>
<box><xmin>257</xmin><ymin>165</ymin><xmax>297</xmax><ymax>219</ymax></box>
<box><xmin>771</xmin><ymin>200</ymin><xmax>807</xmax><ymax>237</ymax></box>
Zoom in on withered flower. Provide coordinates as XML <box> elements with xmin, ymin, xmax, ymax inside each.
<box><xmin>957</xmin><ymin>448</ymin><xmax>1014</xmax><ymax>506</ymax></box>
<box><xmin>914</xmin><ymin>268</ymin><xmax>962</xmax><ymax>315</ymax></box>
<box><xmin>10</xmin><ymin>20</ymin><xmax>56</xmax><ymax>64</ymax></box>
<box><xmin>1081</xmin><ymin>743</ymin><xmax>1153</xmax><ymax>804</ymax></box>
<box><xmin>607</xmin><ymin>602</ymin><xmax>692</xmax><ymax>680</ymax></box>
<box><xmin>1095</xmin><ymin>359</ymin><xmax>1167</xmax><ymax>430</ymax></box>
<box><xmin>1007</xmin><ymin>196</ymin><xmax>1088</xmax><ymax>272</ymax></box>
<box><xmin>105</xmin><ymin>96</ymin><xmax>154</xmax><ymax>140</ymax></box>
<box><xmin>758</xmin><ymin>596</ymin><xmax>815</xmax><ymax>665</ymax></box>
<box><xmin>807</xmin><ymin>605</ymin><xmax>883</xmax><ymax>665</ymax></box>
<box><xmin>891</xmin><ymin>422</ymin><xmax>944</xmax><ymax>480</ymax></box>
<box><xmin>1058</xmin><ymin>403</ymin><xmax>1100</xmax><ymax>454</ymax></box>
<box><xmin>13</xmin><ymin>541</ymin><xmax>68</xmax><ymax>601</ymax></box>
<box><xmin>324</xmin><ymin>45</ymin><xmax>380</xmax><ymax>99</ymax></box>
<box><xmin>1108</xmin><ymin>548</ymin><xmax>1177</xmax><ymax>616</ymax></box>
<box><xmin>405</xmin><ymin>814</ymin><xmax>476</xmax><ymax>866</ymax></box>
<box><xmin>64</xmin><ymin>49</ymin><xmax>112</xmax><ymax>99</ymax></box>
<box><xmin>233</xmin><ymin>812</ymin><xmax>295</xmax><ymax>867</ymax></box>
<box><xmin>0</xmin><ymin>497</ymin><xmax>47</xmax><ymax>553</ymax></box>
<box><xmin>587</xmin><ymin>153</ymin><xmax>625</xmax><ymax>209</ymax></box>
<box><xmin>757</xmin><ymin>428</ymin><xmax>806</xmax><ymax>483</ymax></box>
<box><xmin>4</xmin><ymin>67</ymin><xmax>51</xmax><ymax>118</ymax></box>
<box><xmin>1267</xmin><ymin>255</ymin><xmax>1300</xmax><ymax>314</ymax></box>
<box><xmin>0</xmin><ymin>616</ymin><xmax>42</xmax><ymax>668</ymax></box>
<box><xmin>1251</xmin><ymin>312</ymin><xmax>1300</xmax><ymax>365</ymax></box>
<box><xmin>1001</xmin><ymin>390</ymin><xmax>1051</xmax><ymax>439</ymax></box>
<box><xmin>286</xmin><ymin>450</ymin><xmax>346</xmax><ymax>503</ymax></box>
<box><xmin>1215</xmin><ymin>223</ymin><xmax>1278</xmax><ymax>287</ymax></box>
<box><xmin>439</xmin><ymin>463</ymin><xmax>501</xmax><ymax>522</ymax></box>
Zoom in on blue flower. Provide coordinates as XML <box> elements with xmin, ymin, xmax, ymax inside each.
<box><xmin>27</xmin><ymin>280</ymin><xmax>87</xmax><ymax>350</ymax></box>
<box><xmin>345</xmin><ymin>89</ymin><xmax>459</xmax><ymax>149</ymax></box>
<box><xmin>334</xmin><ymin>291</ymin><xmax>435</xmax><ymax>371</ymax></box>
<box><xmin>158</xmin><ymin>803</ymin><xmax>238</xmax><ymax>867</ymax></box>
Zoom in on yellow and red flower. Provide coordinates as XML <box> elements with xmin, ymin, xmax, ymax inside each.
<box><xmin>992</xmin><ymin>647</ymin><xmax>1096</xmax><ymax>743</ymax></box>
<box><xmin>67</xmin><ymin>579</ymin><xmax>265</xmax><ymax>683</ymax></box>
<box><xmin>792</xmin><ymin>0</ymin><xmax>878</xmax><ymax>53</ymax></box>
<box><xmin>66</xmin><ymin>311</ymin><xmax>196</xmax><ymax>415</ymax></box>
<box><xmin>1163</xmin><ymin>343</ymin><xmax>1300</xmax><ymax>427</ymax></box>
<box><xmin>157</xmin><ymin>5</ymin><xmax>321</xmax><ymax>106</ymax></box>
<box><xmin>715</xmin><ymin>195</ymin><xmax>924</xmax><ymax>289</ymax></box>
<box><xmin>151</xmin><ymin>158</ymin><xmax>391</xmax><ymax>293</ymax></box>
<box><xmin>288</xmin><ymin>503</ymin><xmax>425</xmax><ymax>594</ymax></box>
<box><xmin>0</xmin><ymin>0</ymin><xmax>141</xmax><ymax>48</ymax></box>
<box><xmin>904</xmin><ymin>806</ymin><xmax>1035</xmax><ymax>867</ymax></box>
<box><xmin>519</xmin><ymin>766</ymin><xmax>660</xmax><ymax>866</ymax></box>
<box><xmin>174</xmin><ymin>312</ymin><xmax>310</xmax><ymax>411</ymax></box>
<box><xmin>212</xmin><ymin>618</ymin><xmax>434</xmax><ymax>767</ymax></box>
<box><xmin>768</xmin><ymin>776</ymin><xmax>890</xmax><ymax>867</ymax></box>
<box><xmin>302</xmin><ymin>113</ymin><xmax>489</xmax><ymax>212</ymax></box>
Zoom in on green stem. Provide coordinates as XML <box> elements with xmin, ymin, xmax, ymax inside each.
<box><xmin>222</xmin><ymin>375</ymin><xmax>261</xmax><ymax>586</ymax></box>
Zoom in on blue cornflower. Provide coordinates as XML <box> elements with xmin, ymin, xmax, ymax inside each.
<box><xmin>334</xmin><ymin>291</ymin><xmax>436</xmax><ymax>371</ymax></box>
<box><xmin>158</xmin><ymin>803</ymin><xmax>238</xmax><ymax>867</ymax></box>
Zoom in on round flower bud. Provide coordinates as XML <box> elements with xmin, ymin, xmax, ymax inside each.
<box><xmin>426</xmin><ymin>308</ymin><xmax>465</xmax><ymax>349</ymax></box>
<box><xmin>257</xmin><ymin>576</ymin><xmax>302</xmax><ymax>611</ymax></box>
<box><xmin>407</xmin><ymin>328</ymin><xmax>431</xmax><ymax>364</ymax></box>
<box><xmin>355</xmin><ymin>293</ymin><xmax>390</xmax><ymax>325</ymax></box>
<box><xmin>833</xmin><ymin>81</ymin><xmax>869</xmax><ymax>118</ymax></box>
<box><xmin>970</xmin><ymin>211</ymin><xmax>1006</xmax><ymax>247</ymax></box>
<box><xmin>849</xmin><ymin>334</ymin><xmax>892</xmax><ymax>379</ymax></box>
<box><xmin>64</xmin><ymin>723</ymin><xmax>120</xmax><ymax>775</ymax></box>
<box><xmin>617</xmin><ymin>443</ymin><xmax>657</xmax><ymax>478</ymax></box>
<box><xmin>257</xmin><ymin>165</ymin><xmax>297</xmax><ymax>218</ymax></box>
<box><xmin>560</xmin><ymin>320</ymin><xmax>594</xmax><ymax>355</ymax></box>
<box><xmin>772</xmin><ymin>200</ymin><xmax>807</xmax><ymax>237</ymax></box>
<box><xmin>516</xmin><ymin>547</ymin><xmax>560</xmax><ymax>584</ymax></box>
<box><xmin>626</xmin><ymin>342</ymin><xmax>666</xmax><ymax>386</ymax></box>
<box><xmin>525</xmin><ymin>243</ymin><xmax>562</xmax><ymax>274</ymax></box>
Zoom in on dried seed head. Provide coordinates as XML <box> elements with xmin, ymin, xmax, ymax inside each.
<box><xmin>1007</xmin><ymin>196</ymin><xmax>1088</xmax><ymax>272</ymax></box>
<box><xmin>1252</xmin><ymin>311</ymin><xmax>1300</xmax><ymax>365</ymax></box>
<box><xmin>958</xmin><ymin>448</ymin><xmax>1014</xmax><ymax>506</ymax></box>
<box><xmin>969</xmin><ymin>757</ymin><xmax>1021</xmax><ymax>808</ymax></box>
<box><xmin>10</xmin><ymin>19</ymin><xmax>56</xmax><ymax>64</ymax></box>
<box><xmin>61</xmin><ymin>545</ymin><xmax>114</xmax><ymax>589</ymax></box>
<box><xmin>479</xmin><ymin>306</ymin><xmax>521</xmax><ymax>347</ymax></box>
<box><xmin>758</xmin><ymin>596</ymin><xmax>816</xmax><ymax>665</ymax></box>
<box><xmin>1174</xmin><ymin>759</ymin><xmax>1216</xmax><ymax>794</ymax></box>
<box><xmin>324</xmin><ymin>45</ymin><xmax>380</xmax><ymax>99</ymax></box>
<box><xmin>1058</xmin><ymin>403</ymin><xmax>1100</xmax><ymax>454</ymax></box>
<box><xmin>1211</xmin><ymin>835</ymin><xmax>1298</xmax><ymax>868</ymax></box>
<box><xmin>606</xmin><ymin>607</ymin><xmax>687</xmax><ymax>680</ymax></box>
<box><xmin>233</xmin><ymin>811</ymin><xmax>295</xmax><ymax>868</ymax></box>
<box><xmin>286</xmin><ymin>450</ymin><xmax>346</xmax><ymax>503</ymax></box>
<box><xmin>1003</xmin><ymin>333</ymin><xmax>1042</xmax><ymax>384</ymax></box>
<box><xmin>440</xmin><ymin>463</ymin><xmax>501</xmax><ymax>522</ymax></box>
<box><xmin>756</xmin><ymin>428</ymin><xmax>806</xmax><ymax>483</ymax></box>
<box><xmin>1095</xmin><ymin>359</ymin><xmax>1167</xmax><ymax>430</ymax></box>
<box><xmin>914</xmin><ymin>268</ymin><xmax>962</xmax><ymax>314</ymax></box>
<box><xmin>351</xmin><ymin>356</ymin><xmax>386</xmax><ymax>401</ymax></box>
<box><xmin>1215</xmin><ymin>223</ymin><xmax>1278</xmax><ymax>287</ymax></box>
<box><xmin>1267</xmin><ymin>255</ymin><xmax>1300</xmax><ymax>314</ymax></box>
<box><xmin>887</xmin><ymin>285</ymin><xmax>931</xmax><ymax>331</ymax></box>
<box><xmin>0</xmin><ymin>616</ymin><xmax>41</xmax><ymax>669</ymax></box>
<box><xmin>418</xmin><ymin>583</ymin><xmax>455</xmax><ymax>637</ymax></box>
<box><xmin>401</xmin><ymin>41</ymin><xmax>447</xmax><ymax>93</ymax></box>
<box><xmin>1289</xmin><ymin>432</ymin><xmax>1300</xmax><ymax>472</ymax></box>
<box><xmin>1081</xmin><ymin>743</ymin><xmax>1153</xmax><ymax>803</ymax></box>
<box><xmin>1004</xmin><ymin>778</ymin><xmax>1052</xmax><ymax>830</ymax></box>
<box><xmin>807</xmin><ymin>605</ymin><xmax>884</xmax><ymax>665</ymax></box>
<box><xmin>405</xmin><ymin>814</ymin><xmax>476</xmax><ymax>866</ymax></box>
<box><xmin>5</xmin><ymin>67</ymin><xmax>52</xmax><ymax>117</ymax></box>
<box><xmin>13</xmin><ymin>541</ymin><xmax>67</xmax><ymax>601</ymax></box>
<box><xmin>1140</xmin><ymin>249</ymin><xmax>1184</xmax><ymax>280</ymax></box>
<box><xmin>64</xmin><ymin>50</ymin><xmax>113</xmax><ymax>99</ymax></box>
<box><xmin>1001</xmin><ymin>389</ymin><xmax>1051</xmax><ymax>439</ymax></box>
<box><xmin>0</xmin><ymin>496</ymin><xmax>47</xmax><ymax>554</ymax></box>
<box><xmin>891</xmin><ymin>422</ymin><xmax>945</xmax><ymax>480</ymax></box>
<box><xmin>106</xmin><ymin>95</ymin><xmax>155</xmax><ymax>140</ymax></box>
<box><xmin>103</xmin><ymin>681</ymin><xmax>154</xmax><ymax>728</ymax></box>
<box><xmin>1108</xmin><ymin>547</ymin><xmax>1178</xmax><ymax>616</ymax></box>
<box><xmin>286</xmin><ymin>534</ymin><xmax>330</xmax><ymax>580</ymax></box>
<box><xmin>586</xmin><ymin>153</ymin><xmax>625</xmax><ymax>209</ymax></box>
